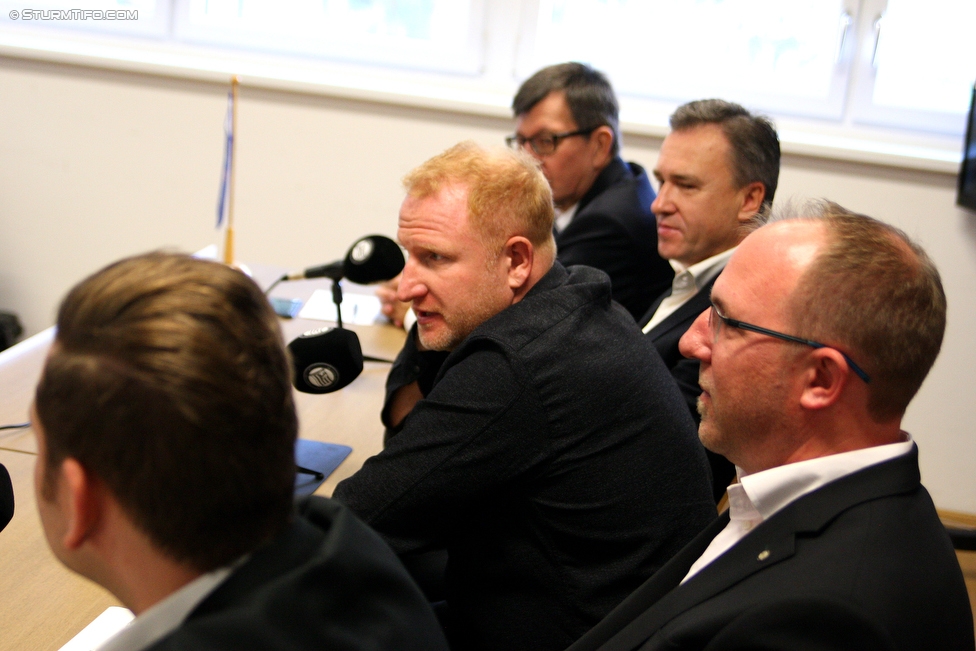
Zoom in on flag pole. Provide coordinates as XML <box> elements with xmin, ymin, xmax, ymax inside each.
<box><xmin>223</xmin><ymin>75</ymin><xmax>239</xmax><ymax>265</ymax></box>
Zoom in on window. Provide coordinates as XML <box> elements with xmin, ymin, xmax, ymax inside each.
<box><xmin>173</xmin><ymin>0</ymin><xmax>484</xmax><ymax>74</ymax></box>
<box><xmin>849</xmin><ymin>0</ymin><xmax>976</xmax><ymax>133</ymax></box>
<box><xmin>522</xmin><ymin>0</ymin><xmax>975</xmax><ymax>135</ymax></box>
<box><xmin>522</xmin><ymin>0</ymin><xmax>852</xmax><ymax>121</ymax></box>
<box><xmin>0</xmin><ymin>0</ymin><xmax>972</xmax><ymax>147</ymax></box>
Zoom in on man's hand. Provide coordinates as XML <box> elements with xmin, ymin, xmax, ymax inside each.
<box><xmin>377</xmin><ymin>274</ymin><xmax>411</xmax><ymax>329</ymax></box>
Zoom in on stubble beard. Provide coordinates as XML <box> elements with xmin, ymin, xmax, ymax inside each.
<box><xmin>417</xmin><ymin>300</ymin><xmax>503</xmax><ymax>352</ymax></box>
<box><xmin>417</xmin><ymin>322</ymin><xmax>462</xmax><ymax>352</ymax></box>
<box><xmin>696</xmin><ymin>395</ymin><xmax>719</xmax><ymax>453</ymax></box>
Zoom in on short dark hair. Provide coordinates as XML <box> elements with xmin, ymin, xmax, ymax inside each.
<box><xmin>671</xmin><ymin>99</ymin><xmax>780</xmax><ymax>210</ymax></box>
<box><xmin>35</xmin><ymin>252</ymin><xmax>298</xmax><ymax>572</ymax></box>
<box><xmin>513</xmin><ymin>62</ymin><xmax>621</xmax><ymax>156</ymax></box>
<box><xmin>782</xmin><ymin>201</ymin><xmax>946</xmax><ymax>421</ymax></box>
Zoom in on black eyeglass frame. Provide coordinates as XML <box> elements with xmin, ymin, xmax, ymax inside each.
<box><xmin>505</xmin><ymin>127</ymin><xmax>597</xmax><ymax>156</ymax></box>
<box><xmin>709</xmin><ymin>302</ymin><xmax>871</xmax><ymax>383</ymax></box>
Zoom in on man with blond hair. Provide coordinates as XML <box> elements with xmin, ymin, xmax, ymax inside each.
<box><xmin>334</xmin><ymin>142</ymin><xmax>715</xmax><ymax>651</ymax></box>
<box><xmin>568</xmin><ymin>202</ymin><xmax>973</xmax><ymax>651</ymax></box>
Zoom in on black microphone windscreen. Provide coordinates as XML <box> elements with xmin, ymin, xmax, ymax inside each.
<box><xmin>343</xmin><ymin>235</ymin><xmax>405</xmax><ymax>285</ymax></box>
<box><xmin>288</xmin><ymin>327</ymin><xmax>364</xmax><ymax>394</ymax></box>
<box><xmin>302</xmin><ymin>260</ymin><xmax>344</xmax><ymax>280</ymax></box>
<box><xmin>0</xmin><ymin>463</ymin><xmax>12</xmax><ymax>533</ymax></box>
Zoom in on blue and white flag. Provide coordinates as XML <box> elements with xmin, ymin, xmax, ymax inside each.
<box><xmin>216</xmin><ymin>90</ymin><xmax>234</xmax><ymax>228</ymax></box>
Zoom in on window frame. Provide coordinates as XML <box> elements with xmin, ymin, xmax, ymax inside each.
<box><xmin>0</xmin><ymin>0</ymin><xmax>966</xmax><ymax>174</ymax></box>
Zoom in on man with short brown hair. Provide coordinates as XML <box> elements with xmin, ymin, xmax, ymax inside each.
<box><xmin>334</xmin><ymin>142</ymin><xmax>715</xmax><ymax>651</ymax></box>
<box><xmin>33</xmin><ymin>252</ymin><xmax>447</xmax><ymax>651</ymax></box>
<box><xmin>568</xmin><ymin>201</ymin><xmax>973</xmax><ymax>651</ymax></box>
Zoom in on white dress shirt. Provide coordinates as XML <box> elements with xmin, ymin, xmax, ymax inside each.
<box><xmin>98</xmin><ymin>563</ymin><xmax>239</xmax><ymax>651</ymax></box>
<box><xmin>681</xmin><ymin>435</ymin><xmax>914</xmax><ymax>584</ymax></box>
<box><xmin>554</xmin><ymin>203</ymin><xmax>579</xmax><ymax>233</ymax></box>
<box><xmin>642</xmin><ymin>247</ymin><xmax>736</xmax><ymax>333</ymax></box>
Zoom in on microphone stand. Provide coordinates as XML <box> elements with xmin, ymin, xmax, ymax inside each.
<box><xmin>331</xmin><ymin>278</ymin><xmax>344</xmax><ymax>329</ymax></box>
<box><xmin>328</xmin><ymin>280</ymin><xmax>392</xmax><ymax>363</ymax></box>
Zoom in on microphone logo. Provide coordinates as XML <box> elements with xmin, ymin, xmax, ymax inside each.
<box><xmin>299</xmin><ymin>327</ymin><xmax>333</xmax><ymax>338</ymax></box>
<box><xmin>304</xmin><ymin>363</ymin><xmax>340</xmax><ymax>389</ymax></box>
<box><xmin>349</xmin><ymin>238</ymin><xmax>374</xmax><ymax>264</ymax></box>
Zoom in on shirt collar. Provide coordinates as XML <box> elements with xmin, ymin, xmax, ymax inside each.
<box><xmin>554</xmin><ymin>202</ymin><xmax>579</xmax><ymax>233</ymax></box>
<box><xmin>98</xmin><ymin>560</ymin><xmax>242</xmax><ymax>651</ymax></box>
<box><xmin>732</xmin><ymin>434</ymin><xmax>914</xmax><ymax>523</ymax></box>
<box><xmin>669</xmin><ymin>247</ymin><xmax>737</xmax><ymax>292</ymax></box>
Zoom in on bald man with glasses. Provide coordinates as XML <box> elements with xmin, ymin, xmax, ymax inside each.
<box><xmin>567</xmin><ymin>201</ymin><xmax>973</xmax><ymax>651</ymax></box>
<box><xmin>707</xmin><ymin>301</ymin><xmax>872</xmax><ymax>383</ymax></box>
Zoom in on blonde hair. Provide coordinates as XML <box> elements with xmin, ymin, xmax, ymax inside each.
<box><xmin>403</xmin><ymin>141</ymin><xmax>555</xmax><ymax>257</ymax></box>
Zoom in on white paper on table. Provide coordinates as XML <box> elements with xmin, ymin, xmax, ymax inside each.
<box><xmin>297</xmin><ymin>288</ymin><xmax>383</xmax><ymax>325</ymax></box>
<box><xmin>58</xmin><ymin>606</ymin><xmax>134</xmax><ymax>651</ymax></box>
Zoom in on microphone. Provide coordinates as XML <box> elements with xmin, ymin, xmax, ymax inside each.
<box><xmin>343</xmin><ymin>235</ymin><xmax>405</xmax><ymax>284</ymax></box>
<box><xmin>291</xmin><ymin>261</ymin><xmax>343</xmax><ymax>281</ymax></box>
<box><xmin>288</xmin><ymin>326</ymin><xmax>364</xmax><ymax>394</ymax></box>
<box><xmin>286</xmin><ymin>235</ymin><xmax>404</xmax><ymax>283</ymax></box>
<box><xmin>0</xmin><ymin>463</ymin><xmax>12</xmax><ymax>533</ymax></box>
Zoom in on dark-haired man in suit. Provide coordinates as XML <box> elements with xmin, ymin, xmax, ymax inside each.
<box><xmin>509</xmin><ymin>62</ymin><xmax>673</xmax><ymax>320</ymax></box>
<box><xmin>639</xmin><ymin>99</ymin><xmax>780</xmax><ymax>502</ymax></box>
<box><xmin>568</xmin><ymin>201</ymin><xmax>974</xmax><ymax>651</ymax></box>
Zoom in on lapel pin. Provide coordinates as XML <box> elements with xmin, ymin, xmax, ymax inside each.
<box><xmin>757</xmin><ymin>549</ymin><xmax>771</xmax><ymax>561</ymax></box>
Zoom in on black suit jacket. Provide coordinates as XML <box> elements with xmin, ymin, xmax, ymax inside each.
<box><xmin>149</xmin><ymin>497</ymin><xmax>448</xmax><ymax>651</ymax></box>
<box><xmin>640</xmin><ymin>277</ymin><xmax>716</xmax><ymax>419</ymax></box>
<box><xmin>557</xmin><ymin>157</ymin><xmax>672</xmax><ymax>319</ymax></box>
<box><xmin>567</xmin><ymin>446</ymin><xmax>975</xmax><ymax>651</ymax></box>
<box><xmin>640</xmin><ymin>277</ymin><xmax>734</xmax><ymax>501</ymax></box>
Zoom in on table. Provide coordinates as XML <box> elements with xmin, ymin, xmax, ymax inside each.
<box><xmin>0</xmin><ymin>270</ymin><xmax>405</xmax><ymax>651</ymax></box>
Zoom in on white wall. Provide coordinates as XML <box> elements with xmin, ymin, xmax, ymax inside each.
<box><xmin>2</xmin><ymin>55</ymin><xmax>974</xmax><ymax>512</ymax></box>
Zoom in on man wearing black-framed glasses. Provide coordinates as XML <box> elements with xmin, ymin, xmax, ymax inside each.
<box><xmin>509</xmin><ymin>62</ymin><xmax>673</xmax><ymax>319</ymax></box>
<box><xmin>707</xmin><ymin>301</ymin><xmax>872</xmax><ymax>383</ymax></box>
<box><xmin>568</xmin><ymin>201</ymin><xmax>973</xmax><ymax>651</ymax></box>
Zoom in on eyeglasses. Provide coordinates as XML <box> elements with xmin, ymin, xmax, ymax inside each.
<box><xmin>708</xmin><ymin>302</ymin><xmax>871</xmax><ymax>383</ymax></box>
<box><xmin>505</xmin><ymin>127</ymin><xmax>597</xmax><ymax>156</ymax></box>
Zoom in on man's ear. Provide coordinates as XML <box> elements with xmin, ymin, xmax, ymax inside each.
<box><xmin>504</xmin><ymin>236</ymin><xmax>534</xmax><ymax>292</ymax></box>
<box><xmin>60</xmin><ymin>459</ymin><xmax>102</xmax><ymax>550</ymax></box>
<box><xmin>798</xmin><ymin>348</ymin><xmax>849</xmax><ymax>411</ymax></box>
<box><xmin>736</xmin><ymin>182</ymin><xmax>766</xmax><ymax>223</ymax></box>
<box><xmin>590</xmin><ymin>126</ymin><xmax>615</xmax><ymax>168</ymax></box>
